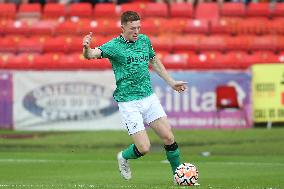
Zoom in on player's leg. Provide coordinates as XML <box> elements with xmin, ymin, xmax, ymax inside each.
<box><xmin>149</xmin><ymin>117</ymin><xmax>181</xmax><ymax>174</ymax></box>
<box><xmin>117</xmin><ymin>101</ymin><xmax>150</xmax><ymax>180</ymax></box>
<box><xmin>117</xmin><ymin>130</ymin><xmax>150</xmax><ymax>180</ymax></box>
<box><xmin>121</xmin><ymin>130</ymin><xmax>150</xmax><ymax>159</ymax></box>
<box><xmin>143</xmin><ymin>94</ymin><xmax>181</xmax><ymax>174</ymax></box>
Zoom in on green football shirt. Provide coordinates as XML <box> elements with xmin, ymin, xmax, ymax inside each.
<box><xmin>99</xmin><ymin>34</ymin><xmax>156</xmax><ymax>102</ymax></box>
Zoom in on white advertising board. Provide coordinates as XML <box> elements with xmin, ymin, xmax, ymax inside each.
<box><xmin>13</xmin><ymin>71</ymin><xmax>123</xmax><ymax>131</ymax></box>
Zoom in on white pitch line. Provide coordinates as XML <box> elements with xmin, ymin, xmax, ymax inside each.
<box><xmin>201</xmin><ymin>161</ymin><xmax>284</xmax><ymax>166</ymax></box>
<box><xmin>0</xmin><ymin>158</ymin><xmax>283</xmax><ymax>166</ymax></box>
<box><xmin>0</xmin><ymin>184</ymin><xmax>142</xmax><ymax>188</ymax></box>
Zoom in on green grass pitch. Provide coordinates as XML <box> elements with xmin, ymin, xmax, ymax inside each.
<box><xmin>0</xmin><ymin>128</ymin><xmax>283</xmax><ymax>189</ymax></box>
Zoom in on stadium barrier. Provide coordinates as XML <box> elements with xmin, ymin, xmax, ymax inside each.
<box><xmin>0</xmin><ymin>72</ymin><xmax>13</xmax><ymax>129</ymax></box>
<box><xmin>252</xmin><ymin>64</ymin><xmax>284</xmax><ymax>123</ymax></box>
<box><xmin>0</xmin><ymin>69</ymin><xmax>252</xmax><ymax>130</ymax></box>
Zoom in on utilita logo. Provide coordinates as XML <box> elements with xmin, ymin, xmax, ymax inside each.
<box><xmin>23</xmin><ymin>82</ymin><xmax>118</xmax><ymax>121</ymax></box>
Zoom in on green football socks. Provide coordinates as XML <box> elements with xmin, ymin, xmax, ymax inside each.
<box><xmin>121</xmin><ymin>142</ymin><xmax>180</xmax><ymax>174</ymax></box>
<box><xmin>122</xmin><ymin>144</ymin><xmax>143</xmax><ymax>159</ymax></box>
<box><xmin>165</xmin><ymin>142</ymin><xmax>181</xmax><ymax>174</ymax></box>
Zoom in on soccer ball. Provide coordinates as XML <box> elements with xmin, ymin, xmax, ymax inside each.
<box><xmin>174</xmin><ymin>163</ymin><xmax>199</xmax><ymax>186</ymax></box>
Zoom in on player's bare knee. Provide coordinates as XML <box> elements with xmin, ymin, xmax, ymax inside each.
<box><xmin>162</xmin><ymin>134</ymin><xmax>175</xmax><ymax>145</ymax></box>
<box><xmin>137</xmin><ymin>143</ymin><xmax>151</xmax><ymax>154</ymax></box>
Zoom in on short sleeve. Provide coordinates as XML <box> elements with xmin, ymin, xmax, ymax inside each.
<box><xmin>99</xmin><ymin>40</ymin><xmax>116</xmax><ymax>59</ymax></box>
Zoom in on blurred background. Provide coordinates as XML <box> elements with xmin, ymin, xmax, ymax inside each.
<box><xmin>0</xmin><ymin>0</ymin><xmax>284</xmax><ymax>130</ymax></box>
<box><xmin>0</xmin><ymin>0</ymin><xmax>284</xmax><ymax>188</ymax></box>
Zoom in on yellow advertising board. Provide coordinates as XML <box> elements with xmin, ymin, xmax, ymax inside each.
<box><xmin>252</xmin><ymin>64</ymin><xmax>284</xmax><ymax>122</ymax></box>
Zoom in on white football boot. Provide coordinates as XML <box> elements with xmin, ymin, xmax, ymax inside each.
<box><xmin>117</xmin><ymin>151</ymin><xmax>132</xmax><ymax>180</ymax></box>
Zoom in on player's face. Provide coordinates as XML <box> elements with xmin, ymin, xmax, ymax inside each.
<box><xmin>121</xmin><ymin>20</ymin><xmax>141</xmax><ymax>42</ymax></box>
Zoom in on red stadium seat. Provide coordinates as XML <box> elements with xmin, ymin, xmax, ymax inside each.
<box><xmin>120</xmin><ymin>2</ymin><xmax>146</xmax><ymax>18</ymax></box>
<box><xmin>17</xmin><ymin>36</ymin><xmax>44</xmax><ymax>53</ymax></box>
<box><xmin>169</xmin><ymin>3</ymin><xmax>193</xmax><ymax>18</ymax></box>
<box><xmin>161</xmin><ymin>18</ymin><xmax>187</xmax><ymax>34</ymax></box>
<box><xmin>141</xmin><ymin>18</ymin><xmax>166</xmax><ymax>35</ymax></box>
<box><xmin>172</xmin><ymin>34</ymin><xmax>203</xmax><ymax>52</ymax></box>
<box><xmin>208</xmin><ymin>52</ymin><xmax>229</xmax><ymax>69</ymax></box>
<box><xmin>88</xmin><ymin>57</ymin><xmax>112</xmax><ymax>70</ymax></box>
<box><xmin>0</xmin><ymin>36</ymin><xmax>20</xmax><ymax>53</ymax></box>
<box><xmin>225</xmin><ymin>35</ymin><xmax>251</xmax><ymax>51</ymax></box>
<box><xmin>215</xmin><ymin>52</ymin><xmax>235</xmax><ymax>69</ymax></box>
<box><xmin>219</xmin><ymin>17</ymin><xmax>243</xmax><ymax>35</ymax></box>
<box><xmin>186</xmin><ymin>52</ymin><xmax>220</xmax><ymax>69</ymax></box>
<box><xmin>33</xmin><ymin>53</ymin><xmax>63</xmax><ymax>70</ymax></box>
<box><xmin>144</xmin><ymin>3</ymin><xmax>168</xmax><ymax>18</ymax></box>
<box><xmin>93</xmin><ymin>35</ymin><xmax>115</xmax><ymax>47</ymax></box>
<box><xmin>85</xmin><ymin>19</ymin><xmax>120</xmax><ymax>36</ymax></box>
<box><xmin>29</xmin><ymin>20</ymin><xmax>56</xmax><ymax>36</ymax></box>
<box><xmin>185</xmin><ymin>53</ymin><xmax>199</xmax><ymax>69</ymax></box>
<box><xmin>227</xmin><ymin>51</ymin><xmax>249</xmax><ymax>69</ymax></box>
<box><xmin>272</xmin><ymin>3</ymin><xmax>284</xmax><ymax>17</ymax></box>
<box><xmin>271</xmin><ymin>18</ymin><xmax>284</xmax><ymax>35</ymax></box>
<box><xmin>260</xmin><ymin>52</ymin><xmax>279</xmax><ymax>63</ymax></box>
<box><xmin>275</xmin><ymin>35</ymin><xmax>284</xmax><ymax>51</ymax></box>
<box><xmin>66</xmin><ymin>36</ymin><xmax>84</xmax><ymax>53</ymax></box>
<box><xmin>198</xmin><ymin>35</ymin><xmax>226</xmax><ymax>52</ymax></box>
<box><xmin>220</xmin><ymin>2</ymin><xmax>246</xmax><ymax>17</ymax></box>
<box><xmin>43</xmin><ymin>3</ymin><xmax>66</xmax><ymax>19</ymax></box>
<box><xmin>5</xmin><ymin>53</ymin><xmax>39</xmax><ymax>70</ymax></box>
<box><xmin>216</xmin><ymin>85</ymin><xmax>239</xmax><ymax>109</ymax></box>
<box><xmin>0</xmin><ymin>20</ymin><xmax>7</xmax><ymax>35</ymax></box>
<box><xmin>220</xmin><ymin>51</ymin><xmax>244</xmax><ymax>69</ymax></box>
<box><xmin>78</xmin><ymin>18</ymin><xmax>95</xmax><ymax>35</ymax></box>
<box><xmin>210</xmin><ymin>19</ymin><xmax>230</xmax><ymax>34</ymax></box>
<box><xmin>195</xmin><ymin>3</ymin><xmax>219</xmax><ymax>21</ymax></box>
<box><xmin>249</xmin><ymin>35</ymin><xmax>277</xmax><ymax>52</ymax></box>
<box><xmin>183</xmin><ymin>19</ymin><xmax>209</xmax><ymax>34</ymax></box>
<box><xmin>54</xmin><ymin>20</ymin><xmax>79</xmax><ymax>35</ymax></box>
<box><xmin>277</xmin><ymin>51</ymin><xmax>284</xmax><ymax>63</ymax></box>
<box><xmin>0</xmin><ymin>3</ymin><xmax>16</xmax><ymax>19</ymax></box>
<box><xmin>99</xmin><ymin>19</ymin><xmax>121</xmax><ymax>35</ymax></box>
<box><xmin>197</xmin><ymin>51</ymin><xmax>222</xmax><ymax>69</ymax></box>
<box><xmin>155</xmin><ymin>51</ymin><xmax>168</xmax><ymax>60</ymax></box>
<box><xmin>17</xmin><ymin>3</ymin><xmax>42</xmax><ymax>19</ymax></box>
<box><xmin>150</xmin><ymin>35</ymin><xmax>173</xmax><ymax>52</ymax></box>
<box><xmin>60</xmin><ymin>53</ymin><xmax>111</xmax><ymax>70</ymax></box>
<box><xmin>68</xmin><ymin>3</ymin><xmax>93</xmax><ymax>18</ymax></box>
<box><xmin>246</xmin><ymin>51</ymin><xmax>279</xmax><ymax>66</ymax></box>
<box><xmin>93</xmin><ymin>3</ymin><xmax>118</xmax><ymax>19</ymax></box>
<box><xmin>0</xmin><ymin>38</ymin><xmax>14</xmax><ymax>53</ymax></box>
<box><xmin>35</xmin><ymin>53</ymin><xmax>69</xmax><ymax>70</ymax></box>
<box><xmin>43</xmin><ymin>36</ymin><xmax>68</xmax><ymax>53</ymax></box>
<box><xmin>4</xmin><ymin>20</ymin><xmax>32</xmax><ymax>36</ymax></box>
<box><xmin>246</xmin><ymin>2</ymin><xmax>271</xmax><ymax>17</ymax></box>
<box><xmin>0</xmin><ymin>53</ymin><xmax>13</xmax><ymax>69</ymax></box>
<box><xmin>215</xmin><ymin>85</ymin><xmax>249</xmax><ymax>127</ymax></box>
<box><xmin>235</xmin><ymin>17</ymin><xmax>270</xmax><ymax>35</ymax></box>
<box><xmin>162</xmin><ymin>53</ymin><xmax>188</xmax><ymax>69</ymax></box>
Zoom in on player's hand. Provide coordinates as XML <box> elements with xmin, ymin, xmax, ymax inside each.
<box><xmin>171</xmin><ymin>81</ymin><xmax>188</xmax><ymax>93</ymax></box>
<box><xmin>83</xmin><ymin>32</ymin><xmax>93</xmax><ymax>48</ymax></box>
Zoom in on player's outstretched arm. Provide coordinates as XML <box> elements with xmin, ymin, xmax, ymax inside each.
<box><xmin>150</xmin><ymin>56</ymin><xmax>187</xmax><ymax>93</ymax></box>
<box><xmin>82</xmin><ymin>32</ymin><xmax>102</xmax><ymax>59</ymax></box>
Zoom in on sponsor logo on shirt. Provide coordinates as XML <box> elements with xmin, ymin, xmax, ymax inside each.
<box><xmin>126</xmin><ymin>54</ymin><xmax>149</xmax><ymax>64</ymax></box>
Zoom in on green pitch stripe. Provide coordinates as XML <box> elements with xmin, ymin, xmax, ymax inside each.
<box><xmin>0</xmin><ymin>159</ymin><xmax>283</xmax><ymax>166</ymax></box>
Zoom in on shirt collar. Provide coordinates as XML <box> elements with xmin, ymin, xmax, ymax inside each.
<box><xmin>120</xmin><ymin>34</ymin><xmax>136</xmax><ymax>43</ymax></box>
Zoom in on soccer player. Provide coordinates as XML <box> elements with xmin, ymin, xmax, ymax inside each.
<box><xmin>82</xmin><ymin>11</ymin><xmax>187</xmax><ymax>181</ymax></box>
